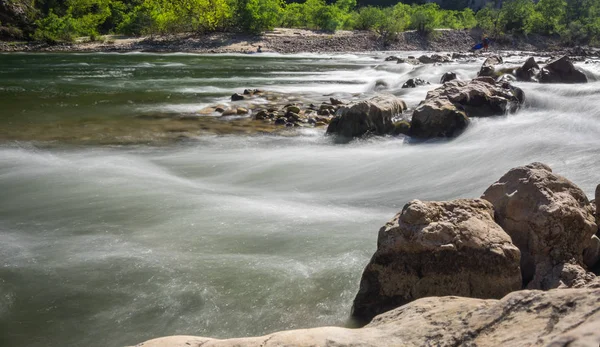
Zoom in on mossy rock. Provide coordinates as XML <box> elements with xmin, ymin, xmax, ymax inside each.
<box><xmin>392</xmin><ymin>121</ymin><xmax>411</xmax><ymax>136</ymax></box>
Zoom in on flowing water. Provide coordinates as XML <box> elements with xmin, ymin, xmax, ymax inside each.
<box><xmin>1</xmin><ymin>52</ymin><xmax>600</xmax><ymax>347</ymax></box>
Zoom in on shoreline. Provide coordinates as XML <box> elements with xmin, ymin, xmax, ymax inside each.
<box><xmin>1</xmin><ymin>28</ymin><xmax>598</xmax><ymax>55</ymax></box>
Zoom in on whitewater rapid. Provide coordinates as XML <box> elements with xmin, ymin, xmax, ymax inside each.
<box><xmin>1</xmin><ymin>52</ymin><xmax>599</xmax><ymax>347</ymax></box>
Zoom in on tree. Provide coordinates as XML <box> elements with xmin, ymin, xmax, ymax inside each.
<box><xmin>500</xmin><ymin>0</ymin><xmax>535</xmax><ymax>34</ymax></box>
<box><xmin>409</xmin><ymin>3</ymin><xmax>442</xmax><ymax>33</ymax></box>
<box><xmin>530</xmin><ymin>0</ymin><xmax>566</xmax><ymax>34</ymax></box>
<box><xmin>238</xmin><ymin>0</ymin><xmax>283</xmax><ymax>33</ymax></box>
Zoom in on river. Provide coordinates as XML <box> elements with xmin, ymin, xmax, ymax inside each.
<box><xmin>1</xmin><ymin>52</ymin><xmax>599</xmax><ymax>347</ymax></box>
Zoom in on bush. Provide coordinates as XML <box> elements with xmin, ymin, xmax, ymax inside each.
<box><xmin>238</xmin><ymin>0</ymin><xmax>283</xmax><ymax>33</ymax></box>
<box><xmin>476</xmin><ymin>4</ymin><xmax>501</xmax><ymax>34</ymax></box>
<box><xmin>409</xmin><ymin>3</ymin><xmax>442</xmax><ymax>33</ymax></box>
<box><xmin>500</xmin><ymin>0</ymin><xmax>535</xmax><ymax>35</ymax></box>
<box><xmin>33</xmin><ymin>12</ymin><xmax>78</xmax><ymax>43</ymax></box>
<box><xmin>19</xmin><ymin>0</ymin><xmax>600</xmax><ymax>45</ymax></box>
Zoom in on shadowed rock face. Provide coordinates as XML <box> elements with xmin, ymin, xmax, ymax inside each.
<box><xmin>326</xmin><ymin>94</ymin><xmax>406</xmax><ymax>139</ymax></box>
<box><xmin>134</xmin><ymin>288</ymin><xmax>600</xmax><ymax>347</ymax></box>
<box><xmin>350</xmin><ymin>198</ymin><xmax>521</xmax><ymax>324</ymax></box>
<box><xmin>540</xmin><ymin>56</ymin><xmax>588</xmax><ymax>84</ymax></box>
<box><xmin>594</xmin><ymin>184</ymin><xmax>600</xmax><ymax>227</ymax></box>
<box><xmin>482</xmin><ymin>162</ymin><xmax>597</xmax><ymax>289</ymax></box>
<box><xmin>440</xmin><ymin>71</ymin><xmax>457</xmax><ymax>83</ymax></box>
<box><xmin>516</xmin><ymin>57</ymin><xmax>540</xmax><ymax>82</ymax></box>
<box><xmin>478</xmin><ymin>55</ymin><xmax>503</xmax><ymax>77</ymax></box>
<box><xmin>401</xmin><ymin>78</ymin><xmax>430</xmax><ymax>88</ymax></box>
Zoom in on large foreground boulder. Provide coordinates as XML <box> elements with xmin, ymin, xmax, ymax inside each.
<box><xmin>134</xmin><ymin>288</ymin><xmax>600</xmax><ymax>347</ymax></box>
<box><xmin>351</xmin><ymin>199</ymin><xmax>521</xmax><ymax>324</ymax></box>
<box><xmin>409</xmin><ymin>78</ymin><xmax>524</xmax><ymax>138</ymax></box>
<box><xmin>539</xmin><ymin>56</ymin><xmax>588</xmax><ymax>84</ymax></box>
<box><xmin>326</xmin><ymin>95</ymin><xmax>406</xmax><ymax>139</ymax></box>
<box><xmin>482</xmin><ymin>163</ymin><xmax>597</xmax><ymax>289</ymax></box>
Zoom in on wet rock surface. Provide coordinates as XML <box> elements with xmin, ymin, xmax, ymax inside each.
<box><xmin>326</xmin><ymin>95</ymin><xmax>407</xmax><ymax>139</ymax></box>
<box><xmin>351</xmin><ymin>198</ymin><xmax>522</xmax><ymax>324</ymax></box>
<box><xmin>409</xmin><ymin>77</ymin><xmax>524</xmax><ymax>139</ymax></box>
<box><xmin>482</xmin><ymin>163</ymin><xmax>597</xmax><ymax>289</ymax></box>
<box><xmin>540</xmin><ymin>55</ymin><xmax>588</xmax><ymax>83</ymax></box>
<box><xmin>478</xmin><ymin>55</ymin><xmax>503</xmax><ymax>77</ymax></box>
<box><xmin>401</xmin><ymin>78</ymin><xmax>430</xmax><ymax>88</ymax></box>
<box><xmin>440</xmin><ymin>71</ymin><xmax>457</xmax><ymax>83</ymax></box>
<box><xmin>134</xmin><ymin>288</ymin><xmax>600</xmax><ymax>347</ymax></box>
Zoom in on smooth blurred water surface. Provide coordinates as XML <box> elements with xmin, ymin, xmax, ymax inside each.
<box><xmin>1</xmin><ymin>52</ymin><xmax>599</xmax><ymax>347</ymax></box>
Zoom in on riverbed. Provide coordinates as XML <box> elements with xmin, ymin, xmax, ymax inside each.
<box><xmin>1</xmin><ymin>52</ymin><xmax>599</xmax><ymax>347</ymax></box>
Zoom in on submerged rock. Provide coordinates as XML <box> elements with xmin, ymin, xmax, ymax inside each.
<box><xmin>351</xmin><ymin>199</ymin><xmax>521</xmax><ymax>324</ymax></box>
<box><xmin>401</xmin><ymin>78</ymin><xmax>430</xmax><ymax>88</ymax></box>
<box><xmin>478</xmin><ymin>55</ymin><xmax>503</xmax><ymax>77</ymax></box>
<box><xmin>326</xmin><ymin>94</ymin><xmax>406</xmax><ymax>139</ymax></box>
<box><xmin>440</xmin><ymin>71</ymin><xmax>457</xmax><ymax>83</ymax></box>
<box><xmin>231</xmin><ymin>93</ymin><xmax>245</xmax><ymax>101</ymax></box>
<box><xmin>418</xmin><ymin>54</ymin><xmax>450</xmax><ymax>64</ymax></box>
<box><xmin>396</xmin><ymin>57</ymin><xmax>420</xmax><ymax>65</ymax></box>
<box><xmin>329</xmin><ymin>97</ymin><xmax>344</xmax><ymax>105</ymax></box>
<box><xmin>391</xmin><ymin>120</ymin><xmax>410</xmax><ymax>136</ymax></box>
<box><xmin>482</xmin><ymin>163</ymin><xmax>597</xmax><ymax>289</ymax></box>
<box><xmin>540</xmin><ymin>56</ymin><xmax>588</xmax><ymax>84</ymax></box>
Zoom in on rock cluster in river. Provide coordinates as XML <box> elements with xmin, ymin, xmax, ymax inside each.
<box><xmin>198</xmin><ymin>88</ymin><xmax>341</xmax><ymax>130</ymax></box>
<box><xmin>478</xmin><ymin>55</ymin><xmax>588</xmax><ymax>84</ymax></box>
<box><xmin>409</xmin><ymin>77</ymin><xmax>524</xmax><ymax>138</ymax></box>
<box><xmin>351</xmin><ymin>162</ymin><xmax>600</xmax><ymax>324</ymax></box>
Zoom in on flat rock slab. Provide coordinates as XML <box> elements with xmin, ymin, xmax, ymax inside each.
<box><xmin>134</xmin><ymin>288</ymin><xmax>600</xmax><ymax>347</ymax></box>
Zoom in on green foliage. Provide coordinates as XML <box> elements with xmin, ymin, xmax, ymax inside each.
<box><xmin>354</xmin><ymin>6</ymin><xmax>383</xmax><ymax>31</ymax></box>
<box><xmin>439</xmin><ymin>9</ymin><xmax>477</xmax><ymax>29</ymax></box>
<box><xmin>475</xmin><ymin>4</ymin><xmax>500</xmax><ymax>33</ymax></box>
<box><xmin>500</xmin><ymin>0</ymin><xmax>536</xmax><ymax>34</ymax></box>
<box><xmin>409</xmin><ymin>3</ymin><xmax>442</xmax><ymax>33</ymax></box>
<box><xmin>17</xmin><ymin>0</ymin><xmax>600</xmax><ymax>45</ymax></box>
<box><xmin>33</xmin><ymin>11</ymin><xmax>78</xmax><ymax>42</ymax></box>
<box><xmin>239</xmin><ymin>0</ymin><xmax>283</xmax><ymax>33</ymax></box>
<box><xmin>280</xmin><ymin>3</ymin><xmax>307</xmax><ymax>28</ymax></box>
<box><xmin>530</xmin><ymin>0</ymin><xmax>566</xmax><ymax>34</ymax></box>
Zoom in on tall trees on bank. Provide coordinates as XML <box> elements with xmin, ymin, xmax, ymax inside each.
<box><xmin>0</xmin><ymin>0</ymin><xmax>598</xmax><ymax>44</ymax></box>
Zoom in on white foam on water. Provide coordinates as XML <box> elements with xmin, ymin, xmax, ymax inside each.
<box><xmin>1</xmin><ymin>51</ymin><xmax>600</xmax><ymax>347</ymax></box>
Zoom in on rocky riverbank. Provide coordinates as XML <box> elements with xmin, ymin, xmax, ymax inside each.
<box><xmin>2</xmin><ymin>28</ymin><xmax>599</xmax><ymax>54</ymax></box>
<box><xmin>134</xmin><ymin>163</ymin><xmax>600</xmax><ymax>346</ymax></box>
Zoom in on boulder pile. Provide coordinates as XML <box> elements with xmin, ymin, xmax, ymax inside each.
<box><xmin>351</xmin><ymin>163</ymin><xmax>599</xmax><ymax>324</ymax></box>
<box><xmin>409</xmin><ymin>77</ymin><xmax>524</xmax><ymax>138</ymax></box>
